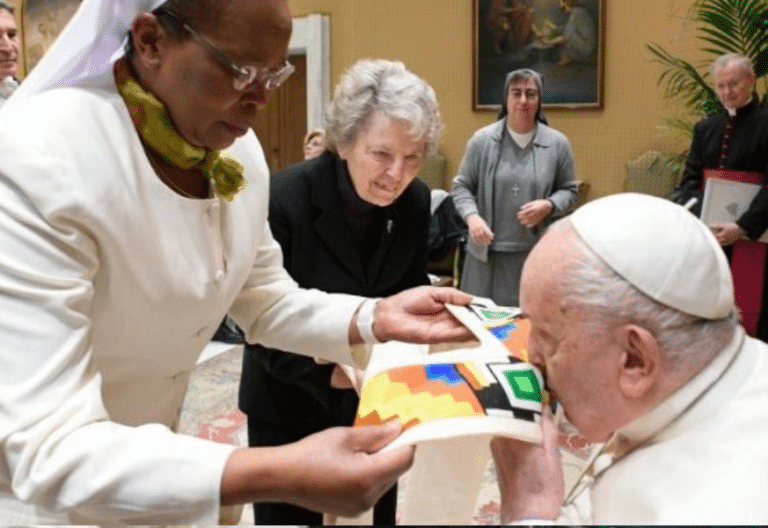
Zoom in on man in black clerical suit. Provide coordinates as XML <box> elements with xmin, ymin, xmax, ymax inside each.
<box><xmin>677</xmin><ymin>53</ymin><xmax>768</xmax><ymax>341</ymax></box>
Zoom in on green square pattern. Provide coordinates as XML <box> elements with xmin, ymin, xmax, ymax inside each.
<box><xmin>479</xmin><ymin>307</ymin><xmax>516</xmax><ymax>320</ymax></box>
<box><xmin>504</xmin><ymin>369</ymin><xmax>542</xmax><ymax>402</ymax></box>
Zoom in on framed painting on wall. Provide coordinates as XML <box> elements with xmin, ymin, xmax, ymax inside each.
<box><xmin>21</xmin><ymin>0</ymin><xmax>80</xmax><ymax>74</ymax></box>
<box><xmin>473</xmin><ymin>0</ymin><xmax>604</xmax><ymax>110</ymax></box>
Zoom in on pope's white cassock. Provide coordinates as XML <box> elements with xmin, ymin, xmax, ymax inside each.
<box><xmin>550</xmin><ymin>193</ymin><xmax>768</xmax><ymax>524</ymax></box>
<box><xmin>561</xmin><ymin>326</ymin><xmax>768</xmax><ymax>524</ymax></box>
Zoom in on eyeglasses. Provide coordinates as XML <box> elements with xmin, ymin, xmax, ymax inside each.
<box><xmin>510</xmin><ymin>88</ymin><xmax>539</xmax><ymax>99</ymax></box>
<box><xmin>156</xmin><ymin>7</ymin><xmax>295</xmax><ymax>91</ymax></box>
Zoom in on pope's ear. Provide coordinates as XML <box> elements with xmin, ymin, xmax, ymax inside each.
<box><xmin>616</xmin><ymin>324</ymin><xmax>661</xmax><ymax>400</ymax></box>
<box><xmin>130</xmin><ymin>13</ymin><xmax>168</xmax><ymax>68</ymax></box>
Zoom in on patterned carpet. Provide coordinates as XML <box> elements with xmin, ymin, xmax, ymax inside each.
<box><xmin>179</xmin><ymin>343</ymin><xmax>248</xmax><ymax>447</ymax></box>
<box><xmin>178</xmin><ymin>344</ymin><xmax>593</xmax><ymax>525</ymax></box>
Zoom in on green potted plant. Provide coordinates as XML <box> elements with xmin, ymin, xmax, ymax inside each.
<box><xmin>646</xmin><ymin>0</ymin><xmax>768</xmax><ymax>174</ymax></box>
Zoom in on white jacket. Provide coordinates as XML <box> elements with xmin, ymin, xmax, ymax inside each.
<box><xmin>0</xmin><ymin>84</ymin><xmax>362</xmax><ymax>525</ymax></box>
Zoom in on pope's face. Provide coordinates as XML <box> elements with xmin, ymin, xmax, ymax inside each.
<box><xmin>0</xmin><ymin>9</ymin><xmax>19</xmax><ymax>79</ymax></box>
<box><xmin>712</xmin><ymin>60</ymin><xmax>755</xmax><ymax>111</ymax></box>
<box><xmin>152</xmin><ymin>0</ymin><xmax>292</xmax><ymax>150</ymax></box>
<box><xmin>520</xmin><ymin>227</ymin><xmax>625</xmax><ymax>443</ymax></box>
<box><xmin>340</xmin><ymin>111</ymin><xmax>426</xmax><ymax>207</ymax></box>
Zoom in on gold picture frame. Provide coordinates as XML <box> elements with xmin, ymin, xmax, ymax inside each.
<box><xmin>473</xmin><ymin>0</ymin><xmax>605</xmax><ymax>110</ymax></box>
<box><xmin>20</xmin><ymin>0</ymin><xmax>80</xmax><ymax>75</ymax></box>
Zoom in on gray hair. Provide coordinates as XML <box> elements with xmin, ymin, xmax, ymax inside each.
<box><xmin>0</xmin><ymin>1</ymin><xmax>14</xmax><ymax>14</ymax></box>
<box><xmin>551</xmin><ymin>219</ymin><xmax>737</xmax><ymax>374</ymax></box>
<box><xmin>325</xmin><ymin>59</ymin><xmax>444</xmax><ymax>156</ymax></box>
<box><xmin>708</xmin><ymin>53</ymin><xmax>754</xmax><ymax>77</ymax></box>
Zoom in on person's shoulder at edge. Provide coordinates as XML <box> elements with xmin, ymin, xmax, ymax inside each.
<box><xmin>698</xmin><ymin>110</ymin><xmax>725</xmax><ymax>127</ymax></box>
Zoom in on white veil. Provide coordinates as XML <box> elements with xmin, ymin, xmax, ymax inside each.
<box><xmin>11</xmin><ymin>0</ymin><xmax>165</xmax><ymax>102</ymax></box>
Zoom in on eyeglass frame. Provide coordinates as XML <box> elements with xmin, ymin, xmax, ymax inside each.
<box><xmin>154</xmin><ymin>7</ymin><xmax>295</xmax><ymax>92</ymax></box>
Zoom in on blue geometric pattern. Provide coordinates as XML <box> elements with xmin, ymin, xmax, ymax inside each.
<box><xmin>425</xmin><ymin>363</ymin><xmax>463</xmax><ymax>384</ymax></box>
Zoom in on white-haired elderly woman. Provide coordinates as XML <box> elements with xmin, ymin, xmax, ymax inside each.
<box><xmin>451</xmin><ymin>68</ymin><xmax>578</xmax><ymax>307</ymax></box>
<box><xmin>239</xmin><ymin>58</ymin><xmax>443</xmax><ymax>525</ymax></box>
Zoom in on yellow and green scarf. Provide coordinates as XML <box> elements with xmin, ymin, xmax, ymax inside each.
<box><xmin>114</xmin><ymin>59</ymin><xmax>245</xmax><ymax>201</ymax></box>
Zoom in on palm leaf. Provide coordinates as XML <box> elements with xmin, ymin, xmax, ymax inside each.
<box><xmin>694</xmin><ymin>0</ymin><xmax>768</xmax><ymax>55</ymax></box>
<box><xmin>697</xmin><ymin>28</ymin><xmax>742</xmax><ymax>53</ymax></box>
<box><xmin>648</xmin><ymin>0</ymin><xmax>768</xmax><ymax>153</ymax></box>
<box><xmin>646</xmin><ymin>43</ymin><xmax>719</xmax><ymax>112</ymax></box>
<box><xmin>658</xmin><ymin>116</ymin><xmax>697</xmax><ymax>139</ymax></box>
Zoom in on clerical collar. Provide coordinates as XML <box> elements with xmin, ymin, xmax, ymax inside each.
<box><xmin>0</xmin><ymin>76</ymin><xmax>19</xmax><ymax>98</ymax></box>
<box><xmin>506</xmin><ymin>123</ymin><xmax>536</xmax><ymax>149</ymax></box>
<box><xmin>726</xmin><ymin>98</ymin><xmax>757</xmax><ymax>118</ymax></box>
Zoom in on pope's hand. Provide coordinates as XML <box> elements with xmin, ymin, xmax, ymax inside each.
<box><xmin>491</xmin><ymin>408</ymin><xmax>564</xmax><ymax>523</ymax></box>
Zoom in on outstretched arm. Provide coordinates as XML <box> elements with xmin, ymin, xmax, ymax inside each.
<box><xmin>220</xmin><ymin>422</ymin><xmax>414</xmax><ymax>516</ymax></box>
<box><xmin>349</xmin><ymin>286</ymin><xmax>474</xmax><ymax>346</ymax></box>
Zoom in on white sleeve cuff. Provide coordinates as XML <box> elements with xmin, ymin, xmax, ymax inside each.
<box><xmin>356</xmin><ymin>298</ymin><xmax>382</xmax><ymax>344</ymax></box>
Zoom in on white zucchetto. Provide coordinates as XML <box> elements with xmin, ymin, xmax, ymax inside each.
<box><xmin>569</xmin><ymin>193</ymin><xmax>734</xmax><ymax>319</ymax></box>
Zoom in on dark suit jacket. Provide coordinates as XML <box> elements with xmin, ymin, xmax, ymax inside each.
<box><xmin>679</xmin><ymin>99</ymin><xmax>768</xmax><ymax>341</ymax></box>
<box><xmin>680</xmin><ymin>99</ymin><xmax>768</xmax><ymax>238</ymax></box>
<box><xmin>238</xmin><ymin>150</ymin><xmax>430</xmax><ymax>432</ymax></box>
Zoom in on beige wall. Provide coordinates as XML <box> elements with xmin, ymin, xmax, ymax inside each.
<box><xmin>287</xmin><ymin>0</ymin><xmax>705</xmax><ymax>200</ymax></box>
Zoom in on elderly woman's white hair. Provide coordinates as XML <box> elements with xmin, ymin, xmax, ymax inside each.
<box><xmin>325</xmin><ymin>59</ymin><xmax>444</xmax><ymax>156</ymax></box>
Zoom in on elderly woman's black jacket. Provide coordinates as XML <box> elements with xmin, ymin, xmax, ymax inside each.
<box><xmin>238</xmin><ymin>149</ymin><xmax>430</xmax><ymax>431</ymax></box>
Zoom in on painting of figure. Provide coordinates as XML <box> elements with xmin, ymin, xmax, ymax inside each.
<box><xmin>22</xmin><ymin>0</ymin><xmax>79</xmax><ymax>72</ymax></box>
<box><xmin>488</xmin><ymin>0</ymin><xmax>535</xmax><ymax>56</ymax></box>
<box><xmin>475</xmin><ymin>0</ymin><xmax>603</xmax><ymax>109</ymax></box>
